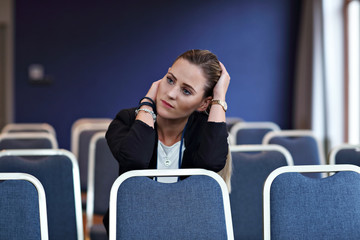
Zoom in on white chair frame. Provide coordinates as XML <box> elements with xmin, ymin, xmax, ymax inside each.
<box><xmin>0</xmin><ymin>172</ymin><xmax>49</xmax><ymax>240</ymax></box>
<box><xmin>0</xmin><ymin>149</ymin><xmax>83</xmax><ymax>240</ymax></box>
<box><xmin>329</xmin><ymin>144</ymin><xmax>360</xmax><ymax>165</ymax></box>
<box><xmin>0</xmin><ymin>132</ymin><xmax>58</xmax><ymax>149</ymax></box>
<box><xmin>109</xmin><ymin>168</ymin><xmax>234</xmax><ymax>240</ymax></box>
<box><xmin>229</xmin><ymin>122</ymin><xmax>280</xmax><ymax>145</ymax></box>
<box><xmin>70</xmin><ymin>119</ymin><xmax>111</xmax><ymax>159</ymax></box>
<box><xmin>1</xmin><ymin>123</ymin><xmax>56</xmax><ymax>137</ymax></box>
<box><xmin>86</xmin><ymin>131</ymin><xmax>107</xmax><ymax>233</ymax></box>
<box><xmin>230</xmin><ymin>144</ymin><xmax>294</xmax><ymax>166</ymax></box>
<box><xmin>262</xmin><ymin>130</ymin><xmax>326</xmax><ymax>165</ymax></box>
<box><xmin>263</xmin><ymin>164</ymin><xmax>360</xmax><ymax>240</ymax></box>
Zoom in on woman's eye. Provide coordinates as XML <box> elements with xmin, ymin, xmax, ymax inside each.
<box><xmin>182</xmin><ymin>88</ymin><xmax>191</xmax><ymax>95</ymax></box>
<box><xmin>167</xmin><ymin>77</ymin><xmax>174</xmax><ymax>85</ymax></box>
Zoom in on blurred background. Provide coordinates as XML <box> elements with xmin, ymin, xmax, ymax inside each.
<box><xmin>0</xmin><ymin>0</ymin><xmax>358</xmax><ymax>152</ymax></box>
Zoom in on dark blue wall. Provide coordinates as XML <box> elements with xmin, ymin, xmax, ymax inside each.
<box><xmin>15</xmin><ymin>0</ymin><xmax>301</xmax><ymax>149</ymax></box>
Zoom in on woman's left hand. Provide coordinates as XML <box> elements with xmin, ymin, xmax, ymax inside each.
<box><xmin>213</xmin><ymin>62</ymin><xmax>230</xmax><ymax>101</ymax></box>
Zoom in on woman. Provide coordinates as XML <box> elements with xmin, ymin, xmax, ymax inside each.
<box><xmin>103</xmin><ymin>49</ymin><xmax>231</xmax><ymax>232</ymax></box>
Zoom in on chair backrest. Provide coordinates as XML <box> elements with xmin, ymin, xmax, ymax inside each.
<box><xmin>263</xmin><ymin>165</ymin><xmax>360</xmax><ymax>240</ymax></box>
<box><xmin>329</xmin><ymin>144</ymin><xmax>360</xmax><ymax>166</ymax></box>
<box><xmin>229</xmin><ymin>122</ymin><xmax>280</xmax><ymax>145</ymax></box>
<box><xmin>86</xmin><ymin>131</ymin><xmax>118</xmax><ymax>234</ymax></box>
<box><xmin>263</xmin><ymin>130</ymin><xmax>325</xmax><ymax>178</ymax></box>
<box><xmin>225</xmin><ymin>117</ymin><xmax>243</xmax><ymax>132</ymax></box>
<box><xmin>229</xmin><ymin>145</ymin><xmax>292</xmax><ymax>240</ymax></box>
<box><xmin>1</xmin><ymin>123</ymin><xmax>56</xmax><ymax>137</ymax></box>
<box><xmin>0</xmin><ymin>149</ymin><xmax>83</xmax><ymax>240</ymax></box>
<box><xmin>0</xmin><ymin>132</ymin><xmax>58</xmax><ymax>150</ymax></box>
<box><xmin>109</xmin><ymin>169</ymin><xmax>234</xmax><ymax>240</ymax></box>
<box><xmin>0</xmin><ymin>172</ymin><xmax>48</xmax><ymax>240</ymax></box>
<box><xmin>71</xmin><ymin>119</ymin><xmax>111</xmax><ymax>191</ymax></box>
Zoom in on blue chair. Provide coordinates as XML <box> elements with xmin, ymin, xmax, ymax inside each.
<box><xmin>263</xmin><ymin>165</ymin><xmax>360</xmax><ymax>240</ymax></box>
<box><xmin>86</xmin><ymin>132</ymin><xmax>118</xmax><ymax>240</ymax></box>
<box><xmin>0</xmin><ymin>132</ymin><xmax>58</xmax><ymax>150</ymax></box>
<box><xmin>0</xmin><ymin>172</ymin><xmax>48</xmax><ymax>240</ymax></box>
<box><xmin>229</xmin><ymin>145</ymin><xmax>293</xmax><ymax>239</ymax></box>
<box><xmin>109</xmin><ymin>169</ymin><xmax>234</xmax><ymax>240</ymax></box>
<box><xmin>0</xmin><ymin>149</ymin><xmax>83</xmax><ymax>240</ymax></box>
<box><xmin>263</xmin><ymin>130</ymin><xmax>326</xmax><ymax>178</ymax></box>
<box><xmin>71</xmin><ymin>118</ymin><xmax>111</xmax><ymax>192</ymax></box>
<box><xmin>229</xmin><ymin>122</ymin><xmax>280</xmax><ymax>145</ymax></box>
<box><xmin>329</xmin><ymin>144</ymin><xmax>360</xmax><ymax>166</ymax></box>
<box><xmin>1</xmin><ymin>123</ymin><xmax>56</xmax><ymax>137</ymax></box>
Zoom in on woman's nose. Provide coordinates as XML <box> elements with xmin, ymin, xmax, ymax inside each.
<box><xmin>167</xmin><ymin>86</ymin><xmax>178</xmax><ymax>99</ymax></box>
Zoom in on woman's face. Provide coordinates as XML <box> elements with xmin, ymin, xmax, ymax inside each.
<box><xmin>156</xmin><ymin>58</ymin><xmax>211</xmax><ymax>121</ymax></box>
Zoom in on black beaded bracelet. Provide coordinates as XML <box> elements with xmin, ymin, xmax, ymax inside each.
<box><xmin>138</xmin><ymin>102</ymin><xmax>155</xmax><ymax>110</ymax></box>
<box><xmin>139</xmin><ymin>97</ymin><xmax>155</xmax><ymax>105</ymax></box>
<box><xmin>139</xmin><ymin>97</ymin><xmax>156</xmax><ymax>113</ymax></box>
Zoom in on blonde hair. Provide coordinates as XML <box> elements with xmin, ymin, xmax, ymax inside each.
<box><xmin>217</xmin><ymin>147</ymin><xmax>232</xmax><ymax>193</ymax></box>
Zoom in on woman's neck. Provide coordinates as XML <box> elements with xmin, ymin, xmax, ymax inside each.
<box><xmin>156</xmin><ymin>116</ymin><xmax>188</xmax><ymax>146</ymax></box>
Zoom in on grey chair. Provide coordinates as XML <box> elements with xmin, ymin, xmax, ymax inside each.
<box><xmin>229</xmin><ymin>121</ymin><xmax>280</xmax><ymax>145</ymax></box>
<box><xmin>329</xmin><ymin>144</ymin><xmax>360</xmax><ymax>166</ymax></box>
<box><xmin>109</xmin><ymin>169</ymin><xmax>234</xmax><ymax>240</ymax></box>
<box><xmin>229</xmin><ymin>145</ymin><xmax>293</xmax><ymax>239</ymax></box>
<box><xmin>86</xmin><ymin>131</ymin><xmax>118</xmax><ymax>240</ymax></box>
<box><xmin>0</xmin><ymin>132</ymin><xmax>58</xmax><ymax>150</ymax></box>
<box><xmin>0</xmin><ymin>172</ymin><xmax>49</xmax><ymax>240</ymax></box>
<box><xmin>263</xmin><ymin>130</ymin><xmax>326</xmax><ymax>178</ymax></box>
<box><xmin>1</xmin><ymin>123</ymin><xmax>56</xmax><ymax>137</ymax></box>
<box><xmin>71</xmin><ymin>118</ymin><xmax>111</xmax><ymax>192</ymax></box>
<box><xmin>0</xmin><ymin>149</ymin><xmax>83</xmax><ymax>240</ymax></box>
<box><xmin>225</xmin><ymin>117</ymin><xmax>243</xmax><ymax>133</ymax></box>
<box><xmin>263</xmin><ymin>165</ymin><xmax>360</xmax><ymax>240</ymax></box>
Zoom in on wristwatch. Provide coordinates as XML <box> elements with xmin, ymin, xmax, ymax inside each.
<box><xmin>211</xmin><ymin>99</ymin><xmax>227</xmax><ymax>112</ymax></box>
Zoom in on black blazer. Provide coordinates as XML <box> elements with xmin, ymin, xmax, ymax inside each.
<box><xmin>103</xmin><ymin>107</ymin><xmax>229</xmax><ymax>233</ymax></box>
<box><xmin>106</xmin><ymin>107</ymin><xmax>229</xmax><ymax>176</ymax></box>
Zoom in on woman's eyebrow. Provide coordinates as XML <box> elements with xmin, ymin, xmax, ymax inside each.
<box><xmin>168</xmin><ymin>72</ymin><xmax>177</xmax><ymax>80</ymax></box>
<box><xmin>168</xmin><ymin>71</ymin><xmax>197</xmax><ymax>93</ymax></box>
<box><xmin>183</xmin><ymin>83</ymin><xmax>197</xmax><ymax>93</ymax></box>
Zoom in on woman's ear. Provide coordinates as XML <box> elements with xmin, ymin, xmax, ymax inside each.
<box><xmin>197</xmin><ymin>96</ymin><xmax>212</xmax><ymax>112</ymax></box>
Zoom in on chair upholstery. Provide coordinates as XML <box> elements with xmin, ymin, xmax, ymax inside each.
<box><xmin>0</xmin><ymin>149</ymin><xmax>83</xmax><ymax>240</ymax></box>
<box><xmin>71</xmin><ymin>119</ymin><xmax>111</xmax><ymax>192</ymax></box>
<box><xmin>229</xmin><ymin>145</ymin><xmax>292</xmax><ymax>239</ymax></box>
<box><xmin>0</xmin><ymin>132</ymin><xmax>58</xmax><ymax>150</ymax></box>
<box><xmin>1</xmin><ymin>123</ymin><xmax>56</xmax><ymax>137</ymax></box>
<box><xmin>86</xmin><ymin>132</ymin><xmax>118</xmax><ymax>240</ymax></box>
<box><xmin>329</xmin><ymin>144</ymin><xmax>360</xmax><ymax>166</ymax></box>
<box><xmin>109</xmin><ymin>169</ymin><xmax>234</xmax><ymax>240</ymax></box>
<box><xmin>0</xmin><ymin>172</ymin><xmax>48</xmax><ymax>240</ymax></box>
<box><xmin>263</xmin><ymin>130</ymin><xmax>325</xmax><ymax>178</ymax></box>
<box><xmin>263</xmin><ymin>165</ymin><xmax>360</xmax><ymax>240</ymax></box>
<box><xmin>229</xmin><ymin>122</ymin><xmax>280</xmax><ymax>145</ymax></box>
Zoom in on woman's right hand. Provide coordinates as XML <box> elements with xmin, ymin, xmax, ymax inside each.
<box><xmin>144</xmin><ymin>79</ymin><xmax>161</xmax><ymax>102</ymax></box>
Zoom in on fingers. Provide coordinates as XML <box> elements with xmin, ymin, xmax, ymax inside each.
<box><xmin>146</xmin><ymin>80</ymin><xmax>161</xmax><ymax>100</ymax></box>
<box><xmin>219</xmin><ymin>62</ymin><xmax>230</xmax><ymax>80</ymax></box>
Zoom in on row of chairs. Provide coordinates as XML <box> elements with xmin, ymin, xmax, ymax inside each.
<box><xmin>0</xmin><ymin>120</ymin><xmax>116</xmax><ymax>240</ymax></box>
<box><xmin>2</xmin><ymin>151</ymin><xmax>360</xmax><ymax>239</ymax></box>
<box><xmin>1</xmin><ymin>120</ymin><xmax>360</xmax><ymax>239</ymax></box>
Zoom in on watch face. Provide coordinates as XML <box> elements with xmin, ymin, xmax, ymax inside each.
<box><xmin>223</xmin><ymin>101</ymin><xmax>228</xmax><ymax>110</ymax></box>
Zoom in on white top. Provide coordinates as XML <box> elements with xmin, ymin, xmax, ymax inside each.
<box><xmin>156</xmin><ymin>140</ymin><xmax>185</xmax><ymax>183</ymax></box>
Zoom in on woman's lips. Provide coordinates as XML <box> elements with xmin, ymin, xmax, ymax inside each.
<box><xmin>161</xmin><ymin>100</ymin><xmax>174</xmax><ymax>108</ymax></box>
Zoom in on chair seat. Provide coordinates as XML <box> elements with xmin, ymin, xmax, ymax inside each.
<box><xmin>90</xmin><ymin>224</ymin><xmax>108</xmax><ymax>240</ymax></box>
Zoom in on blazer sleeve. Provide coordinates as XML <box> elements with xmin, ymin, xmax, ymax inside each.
<box><xmin>105</xmin><ymin>108</ymin><xmax>156</xmax><ymax>172</ymax></box>
<box><xmin>183</xmin><ymin>114</ymin><xmax>229</xmax><ymax>172</ymax></box>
